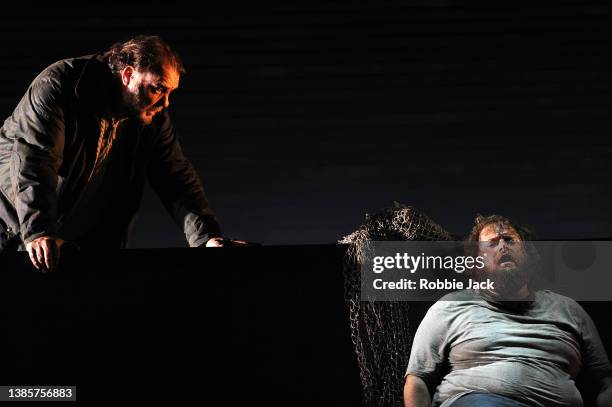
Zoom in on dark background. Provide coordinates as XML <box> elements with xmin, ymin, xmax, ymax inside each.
<box><xmin>1</xmin><ymin>0</ymin><xmax>611</xmax><ymax>246</ymax></box>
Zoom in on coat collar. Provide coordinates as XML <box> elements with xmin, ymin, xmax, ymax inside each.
<box><xmin>74</xmin><ymin>52</ymin><xmax>124</xmax><ymax>119</ymax></box>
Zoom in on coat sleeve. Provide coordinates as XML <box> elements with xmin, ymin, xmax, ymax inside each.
<box><xmin>146</xmin><ymin>111</ymin><xmax>222</xmax><ymax>247</ymax></box>
<box><xmin>9</xmin><ymin>73</ymin><xmax>65</xmax><ymax>244</ymax></box>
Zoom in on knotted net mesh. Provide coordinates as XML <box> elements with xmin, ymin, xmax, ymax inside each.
<box><xmin>339</xmin><ymin>203</ymin><xmax>453</xmax><ymax>406</ymax></box>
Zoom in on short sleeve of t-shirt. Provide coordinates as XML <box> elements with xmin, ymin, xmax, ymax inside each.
<box><xmin>405</xmin><ymin>301</ymin><xmax>451</xmax><ymax>388</ymax></box>
<box><xmin>573</xmin><ymin>302</ymin><xmax>612</xmax><ymax>381</ymax></box>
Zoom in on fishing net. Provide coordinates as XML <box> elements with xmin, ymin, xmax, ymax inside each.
<box><xmin>339</xmin><ymin>202</ymin><xmax>453</xmax><ymax>406</ymax></box>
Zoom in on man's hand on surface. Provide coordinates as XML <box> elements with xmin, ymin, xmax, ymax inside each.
<box><xmin>205</xmin><ymin>237</ymin><xmax>254</xmax><ymax>247</ymax></box>
<box><xmin>25</xmin><ymin>236</ymin><xmax>72</xmax><ymax>272</ymax></box>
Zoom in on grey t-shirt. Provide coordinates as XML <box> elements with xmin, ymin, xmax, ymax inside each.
<box><xmin>405</xmin><ymin>290</ymin><xmax>611</xmax><ymax>407</ymax></box>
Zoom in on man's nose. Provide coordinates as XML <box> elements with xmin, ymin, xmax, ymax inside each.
<box><xmin>163</xmin><ymin>94</ymin><xmax>170</xmax><ymax>108</ymax></box>
<box><xmin>498</xmin><ymin>239</ymin><xmax>510</xmax><ymax>253</ymax></box>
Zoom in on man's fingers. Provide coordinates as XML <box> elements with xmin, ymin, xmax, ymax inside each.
<box><xmin>37</xmin><ymin>245</ymin><xmax>48</xmax><ymax>271</ymax></box>
<box><xmin>27</xmin><ymin>245</ymin><xmax>41</xmax><ymax>270</ymax></box>
<box><xmin>25</xmin><ymin>237</ymin><xmax>70</xmax><ymax>272</ymax></box>
<box><xmin>35</xmin><ymin>244</ymin><xmax>47</xmax><ymax>272</ymax></box>
<box><xmin>45</xmin><ymin>240</ymin><xmax>60</xmax><ymax>271</ymax></box>
<box><xmin>40</xmin><ymin>242</ymin><xmax>53</xmax><ymax>272</ymax></box>
<box><xmin>206</xmin><ymin>238</ymin><xmax>257</xmax><ymax>247</ymax></box>
<box><xmin>205</xmin><ymin>237</ymin><xmax>224</xmax><ymax>247</ymax></box>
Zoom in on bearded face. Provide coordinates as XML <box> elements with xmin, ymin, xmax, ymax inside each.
<box><xmin>120</xmin><ymin>63</ymin><xmax>180</xmax><ymax>125</ymax></box>
<box><xmin>476</xmin><ymin>223</ymin><xmax>532</xmax><ymax>300</ymax></box>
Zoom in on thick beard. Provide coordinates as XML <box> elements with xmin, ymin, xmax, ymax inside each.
<box><xmin>122</xmin><ymin>85</ymin><xmax>153</xmax><ymax>124</ymax></box>
<box><xmin>493</xmin><ymin>267</ymin><xmax>527</xmax><ymax>293</ymax></box>
<box><xmin>473</xmin><ymin>262</ymin><xmax>532</xmax><ymax>300</ymax></box>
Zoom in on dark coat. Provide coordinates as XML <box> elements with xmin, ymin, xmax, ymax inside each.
<box><xmin>0</xmin><ymin>53</ymin><xmax>221</xmax><ymax>250</ymax></box>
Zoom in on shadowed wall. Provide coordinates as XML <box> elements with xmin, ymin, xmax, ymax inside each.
<box><xmin>1</xmin><ymin>1</ymin><xmax>611</xmax><ymax>246</ymax></box>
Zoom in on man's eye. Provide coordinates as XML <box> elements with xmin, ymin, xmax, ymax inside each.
<box><xmin>479</xmin><ymin>240</ymin><xmax>500</xmax><ymax>250</ymax></box>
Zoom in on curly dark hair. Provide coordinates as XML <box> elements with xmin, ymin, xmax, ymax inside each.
<box><xmin>465</xmin><ymin>214</ymin><xmax>534</xmax><ymax>257</ymax></box>
<box><xmin>107</xmin><ymin>35</ymin><xmax>185</xmax><ymax>76</ymax></box>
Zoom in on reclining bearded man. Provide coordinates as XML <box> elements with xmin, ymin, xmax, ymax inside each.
<box><xmin>403</xmin><ymin>214</ymin><xmax>612</xmax><ymax>407</ymax></box>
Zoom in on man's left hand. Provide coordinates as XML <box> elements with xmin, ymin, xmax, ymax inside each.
<box><xmin>205</xmin><ymin>237</ymin><xmax>254</xmax><ymax>247</ymax></box>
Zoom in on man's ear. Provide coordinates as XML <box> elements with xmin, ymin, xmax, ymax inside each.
<box><xmin>121</xmin><ymin>66</ymin><xmax>135</xmax><ymax>86</ymax></box>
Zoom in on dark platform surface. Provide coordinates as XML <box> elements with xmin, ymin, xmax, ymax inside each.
<box><xmin>0</xmin><ymin>246</ymin><xmax>610</xmax><ymax>406</ymax></box>
<box><xmin>0</xmin><ymin>246</ymin><xmax>361</xmax><ymax>405</ymax></box>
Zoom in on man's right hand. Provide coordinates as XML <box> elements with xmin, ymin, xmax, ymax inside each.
<box><xmin>25</xmin><ymin>236</ymin><xmax>69</xmax><ymax>272</ymax></box>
